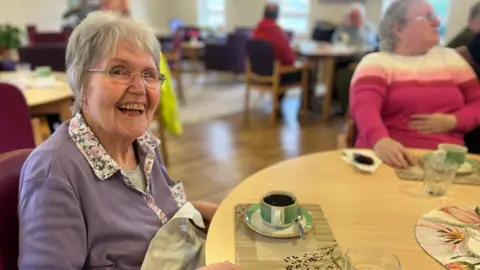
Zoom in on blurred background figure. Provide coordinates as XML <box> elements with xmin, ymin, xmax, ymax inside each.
<box><xmin>252</xmin><ymin>3</ymin><xmax>313</xmax><ymax>118</ymax></box>
<box><xmin>333</xmin><ymin>3</ymin><xmax>378</xmax><ymax>115</ymax></box>
<box><xmin>331</xmin><ymin>3</ymin><xmax>378</xmax><ymax>49</ymax></box>
<box><xmin>102</xmin><ymin>0</ymin><xmax>130</xmax><ymax>17</ymax></box>
<box><xmin>447</xmin><ymin>1</ymin><xmax>480</xmax><ymax>48</ymax></box>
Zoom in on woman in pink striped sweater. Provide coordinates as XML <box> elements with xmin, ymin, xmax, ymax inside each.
<box><xmin>350</xmin><ymin>0</ymin><xmax>480</xmax><ymax>168</ymax></box>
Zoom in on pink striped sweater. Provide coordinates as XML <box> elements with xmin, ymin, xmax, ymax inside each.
<box><xmin>350</xmin><ymin>47</ymin><xmax>480</xmax><ymax>150</ymax></box>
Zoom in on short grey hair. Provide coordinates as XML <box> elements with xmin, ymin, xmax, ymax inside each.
<box><xmin>342</xmin><ymin>3</ymin><xmax>367</xmax><ymax>25</ymax></box>
<box><xmin>469</xmin><ymin>2</ymin><xmax>480</xmax><ymax>22</ymax></box>
<box><xmin>348</xmin><ymin>3</ymin><xmax>367</xmax><ymax>18</ymax></box>
<box><xmin>379</xmin><ymin>0</ymin><xmax>421</xmax><ymax>52</ymax></box>
<box><xmin>66</xmin><ymin>11</ymin><xmax>161</xmax><ymax>114</ymax></box>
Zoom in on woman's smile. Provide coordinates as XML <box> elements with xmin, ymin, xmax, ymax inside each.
<box><xmin>117</xmin><ymin>102</ymin><xmax>146</xmax><ymax>117</ymax></box>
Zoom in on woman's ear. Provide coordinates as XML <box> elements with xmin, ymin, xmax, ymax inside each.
<box><xmin>393</xmin><ymin>23</ymin><xmax>403</xmax><ymax>40</ymax></box>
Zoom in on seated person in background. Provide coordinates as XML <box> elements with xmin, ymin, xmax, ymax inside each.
<box><xmin>253</xmin><ymin>3</ymin><xmax>294</xmax><ymax>67</ymax></box>
<box><xmin>456</xmin><ymin>33</ymin><xmax>480</xmax><ymax>154</ymax></box>
<box><xmin>447</xmin><ymin>1</ymin><xmax>480</xmax><ymax>49</ymax></box>
<box><xmin>333</xmin><ymin>3</ymin><xmax>378</xmax><ymax>114</ymax></box>
<box><xmin>252</xmin><ymin>3</ymin><xmax>313</xmax><ymax>115</ymax></box>
<box><xmin>18</xmin><ymin>11</ymin><xmax>239</xmax><ymax>270</ymax></box>
<box><xmin>350</xmin><ymin>0</ymin><xmax>480</xmax><ymax>168</ymax></box>
<box><xmin>331</xmin><ymin>3</ymin><xmax>378</xmax><ymax>49</ymax></box>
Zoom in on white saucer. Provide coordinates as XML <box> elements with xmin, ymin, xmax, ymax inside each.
<box><xmin>244</xmin><ymin>203</ymin><xmax>314</xmax><ymax>238</ymax></box>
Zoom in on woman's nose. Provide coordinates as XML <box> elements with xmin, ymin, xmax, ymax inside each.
<box><xmin>129</xmin><ymin>73</ymin><xmax>147</xmax><ymax>94</ymax></box>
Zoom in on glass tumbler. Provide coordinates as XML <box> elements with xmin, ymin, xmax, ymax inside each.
<box><xmin>344</xmin><ymin>245</ymin><xmax>401</xmax><ymax>270</ymax></box>
<box><xmin>423</xmin><ymin>158</ymin><xmax>458</xmax><ymax>197</ymax></box>
<box><xmin>465</xmin><ymin>225</ymin><xmax>480</xmax><ymax>258</ymax></box>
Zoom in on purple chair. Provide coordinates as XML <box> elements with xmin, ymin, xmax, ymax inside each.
<box><xmin>0</xmin><ymin>84</ymin><xmax>36</xmax><ymax>155</ymax></box>
<box><xmin>204</xmin><ymin>33</ymin><xmax>249</xmax><ymax>74</ymax></box>
<box><xmin>234</xmin><ymin>27</ymin><xmax>253</xmax><ymax>36</ymax></box>
<box><xmin>284</xmin><ymin>30</ymin><xmax>294</xmax><ymax>42</ymax></box>
<box><xmin>0</xmin><ymin>60</ymin><xmax>15</xmax><ymax>71</ymax></box>
<box><xmin>0</xmin><ymin>148</ymin><xmax>33</xmax><ymax>270</ymax></box>
<box><xmin>18</xmin><ymin>45</ymin><xmax>66</xmax><ymax>72</ymax></box>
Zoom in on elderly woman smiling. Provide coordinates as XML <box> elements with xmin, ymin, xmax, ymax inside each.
<box><xmin>350</xmin><ymin>0</ymin><xmax>480</xmax><ymax>168</ymax></box>
<box><xmin>18</xmin><ymin>12</ymin><xmax>239</xmax><ymax>270</ymax></box>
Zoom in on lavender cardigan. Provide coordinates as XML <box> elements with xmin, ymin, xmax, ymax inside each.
<box><xmin>18</xmin><ymin>113</ymin><xmax>186</xmax><ymax>269</ymax></box>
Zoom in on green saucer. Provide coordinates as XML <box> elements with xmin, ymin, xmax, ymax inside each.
<box><xmin>243</xmin><ymin>203</ymin><xmax>314</xmax><ymax>238</ymax></box>
<box><xmin>421</xmin><ymin>153</ymin><xmax>478</xmax><ymax>175</ymax></box>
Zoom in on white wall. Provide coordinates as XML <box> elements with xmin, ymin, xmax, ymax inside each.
<box><xmin>0</xmin><ymin>0</ymin><xmax>67</xmax><ymax>31</ymax></box>
<box><xmin>0</xmin><ymin>0</ymin><xmax>476</xmax><ymax>42</ymax></box>
<box><xmin>152</xmin><ymin>0</ymin><xmax>478</xmax><ymax>42</ymax></box>
<box><xmin>0</xmin><ymin>0</ymin><xmax>153</xmax><ymax>31</ymax></box>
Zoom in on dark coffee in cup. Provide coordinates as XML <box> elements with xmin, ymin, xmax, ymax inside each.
<box><xmin>263</xmin><ymin>193</ymin><xmax>296</xmax><ymax>207</ymax></box>
<box><xmin>260</xmin><ymin>191</ymin><xmax>298</xmax><ymax>228</ymax></box>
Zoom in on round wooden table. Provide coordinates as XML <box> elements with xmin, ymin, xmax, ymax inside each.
<box><xmin>205</xmin><ymin>150</ymin><xmax>480</xmax><ymax>269</ymax></box>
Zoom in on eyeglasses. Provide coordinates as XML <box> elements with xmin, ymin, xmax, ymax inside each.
<box><xmin>89</xmin><ymin>67</ymin><xmax>165</xmax><ymax>89</ymax></box>
<box><xmin>413</xmin><ymin>12</ymin><xmax>439</xmax><ymax>23</ymax></box>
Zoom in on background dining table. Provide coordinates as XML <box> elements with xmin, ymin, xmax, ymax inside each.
<box><xmin>0</xmin><ymin>71</ymin><xmax>73</xmax><ymax>121</ymax></box>
<box><xmin>205</xmin><ymin>149</ymin><xmax>480</xmax><ymax>269</ymax></box>
<box><xmin>294</xmin><ymin>42</ymin><xmax>373</xmax><ymax>122</ymax></box>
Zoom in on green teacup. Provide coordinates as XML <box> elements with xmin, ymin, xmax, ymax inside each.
<box><xmin>35</xmin><ymin>66</ymin><xmax>52</xmax><ymax>78</ymax></box>
<box><xmin>260</xmin><ymin>191</ymin><xmax>298</xmax><ymax>228</ymax></box>
<box><xmin>437</xmin><ymin>144</ymin><xmax>468</xmax><ymax>165</ymax></box>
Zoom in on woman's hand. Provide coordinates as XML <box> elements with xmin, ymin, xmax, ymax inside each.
<box><xmin>374</xmin><ymin>138</ymin><xmax>415</xmax><ymax>168</ymax></box>
<box><xmin>196</xmin><ymin>262</ymin><xmax>242</xmax><ymax>270</ymax></box>
<box><xmin>409</xmin><ymin>114</ymin><xmax>457</xmax><ymax>133</ymax></box>
<box><xmin>191</xmin><ymin>201</ymin><xmax>218</xmax><ymax>222</ymax></box>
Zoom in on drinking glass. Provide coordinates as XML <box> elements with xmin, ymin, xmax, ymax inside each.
<box><xmin>344</xmin><ymin>245</ymin><xmax>401</xmax><ymax>270</ymax></box>
<box><xmin>423</xmin><ymin>157</ymin><xmax>458</xmax><ymax>197</ymax></box>
<box><xmin>15</xmin><ymin>63</ymin><xmax>31</xmax><ymax>74</ymax></box>
<box><xmin>465</xmin><ymin>226</ymin><xmax>480</xmax><ymax>258</ymax></box>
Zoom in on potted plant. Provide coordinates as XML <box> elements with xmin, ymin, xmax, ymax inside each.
<box><xmin>0</xmin><ymin>24</ymin><xmax>22</xmax><ymax>58</ymax></box>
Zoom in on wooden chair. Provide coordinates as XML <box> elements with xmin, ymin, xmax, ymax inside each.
<box><xmin>159</xmin><ymin>30</ymin><xmax>185</xmax><ymax>104</ymax></box>
<box><xmin>244</xmin><ymin>39</ymin><xmax>309</xmax><ymax>123</ymax></box>
<box><xmin>338</xmin><ymin>107</ymin><xmax>357</xmax><ymax>149</ymax></box>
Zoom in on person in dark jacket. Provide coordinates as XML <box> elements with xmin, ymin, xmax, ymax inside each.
<box><xmin>252</xmin><ymin>3</ymin><xmax>313</xmax><ymax>116</ymax></box>
<box><xmin>447</xmin><ymin>1</ymin><xmax>480</xmax><ymax>49</ymax></box>
<box><xmin>456</xmin><ymin>33</ymin><xmax>480</xmax><ymax>153</ymax></box>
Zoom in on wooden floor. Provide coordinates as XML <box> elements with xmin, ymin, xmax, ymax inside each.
<box><xmin>165</xmin><ymin>107</ymin><xmax>344</xmax><ymax>204</ymax></box>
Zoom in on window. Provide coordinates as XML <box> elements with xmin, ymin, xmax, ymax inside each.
<box><xmin>275</xmin><ymin>0</ymin><xmax>310</xmax><ymax>35</ymax></box>
<box><xmin>381</xmin><ymin>0</ymin><xmax>450</xmax><ymax>39</ymax></box>
<box><xmin>197</xmin><ymin>0</ymin><xmax>226</xmax><ymax>29</ymax></box>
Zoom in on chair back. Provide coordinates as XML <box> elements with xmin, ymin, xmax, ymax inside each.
<box><xmin>18</xmin><ymin>45</ymin><xmax>67</xmax><ymax>72</ymax></box>
<box><xmin>26</xmin><ymin>25</ymin><xmax>38</xmax><ymax>46</ymax></box>
<box><xmin>312</xmin><ymin>27</ymin><xmax>335</xmax><ymax>42</ymax></box>
<box><xmin>225</xmin><ymin>33</ymin><xmax>249</xmax><ymax>73</ymax></box>
<box><xmin>284</xmin><ymin>30</ymin><xmax>294</xmax><ymax>42</ymax></box>
<box><xmin>31</xmin><ymin>33</ymin><xmax>68</xmax><ymax>46</ymax></box>
<box><xmin>0</xmin><ymin>84</ymin><xmax>36</xmax><ymax>154</ymax></box>
<box><xmin>0</xmin><ymin>149</ymin><xmax>33</xmax><ymax>270</ymax></box>
<box><xmin>181</xmin><ymin>26</ymin><xmax>201</xmax><ymax>42</ymax></box>
<box><xmin>246</xmin><ymin>39</ymin><xmax>275</xmax><ymax>76</ymax></box>
<box><xmin>234</xmin><ymin>27</ymin><xmax>253</xmax><ymax>36</ymax></box>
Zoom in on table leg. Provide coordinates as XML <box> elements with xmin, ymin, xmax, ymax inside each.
<box><xmin>59</xmin><ymin>99</ymin><xmax>73</xmax><ymax>122</ymax></box>
<box><xmin>306</xmin><ymin>57</ymin><xmax>319</xmax><ymax>111</ymax></box>
<box><xmin>192</xmin><ymin>51</ymin><xmax>198</xmax><ymax>77</ymax></box>
<box><xmin>322</xmin><ymin>57</ymin><xmax>335</xmax><ymax>122</ymax></box>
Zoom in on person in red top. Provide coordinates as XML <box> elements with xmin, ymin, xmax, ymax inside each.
<box><xmin>253</xmin><ymin>3</ymin><xmax>295</xmax><ymax>66</ymax></box>
<box><xmin>252</xmin><ymin>3</ymin><xmax>313</xmax><ymax>117</ymax></box>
